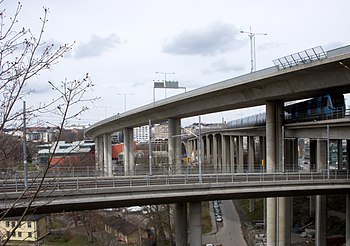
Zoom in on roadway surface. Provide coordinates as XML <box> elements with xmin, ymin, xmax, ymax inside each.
<box><xmin>1</xmin><ymin>171</ymin><xmax>350</xmax><ymax>217</ymax></box>
<box><xmin>203</xmin><ymin>200</ymin><xmax>247</xmax><ymax>246</ymax></box>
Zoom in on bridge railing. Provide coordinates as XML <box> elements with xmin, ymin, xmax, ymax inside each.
<box><xmin>1</xmin><ymin>168</ymin><xmax>349</xmax><ymax>193</ymax></box>
<box><xmin>0</xmin><ymin>163</ymin><xmax>346</xmax><ymax>179</ymax></box>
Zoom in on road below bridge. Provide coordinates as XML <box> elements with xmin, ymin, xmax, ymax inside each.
<box><xmin>203</xmin><ymin>200</ymin><xmax>247</xmax><ymax>246</ymax></box>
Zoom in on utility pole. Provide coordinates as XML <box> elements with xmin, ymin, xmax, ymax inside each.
<box><xmin>23</xmin><ymin>101</ymin><xmax>28</xmax><ymax>190</ymax></box>
<box><xmin>240</xmin><ymin>27</ymin><xmax>267</xmax><ymax>72</ymax></box>
<box><xmin>117</xmin><ymin>93</ymin><xmax>133</xmax><ymax>112</ymax></box>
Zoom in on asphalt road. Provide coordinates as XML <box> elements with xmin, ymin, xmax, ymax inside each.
<box><xmin>203</xmin><ymin>200</ymin><xmax>247</xmax><ymax>246</ymax></box>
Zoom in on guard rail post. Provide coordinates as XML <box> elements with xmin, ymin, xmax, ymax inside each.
<box><xmin>15</xmin><ymin>174</ymin><xmax>18</xmax><ymax>192</ymax></box>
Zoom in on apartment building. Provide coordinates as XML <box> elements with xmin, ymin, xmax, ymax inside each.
<box><xmin>0</xmin><ymin>215</ymin><xmax>49</xmax><ymax>243</ymax></box>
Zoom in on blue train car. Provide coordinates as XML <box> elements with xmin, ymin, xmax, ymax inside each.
<box><xmin>284</xmin><ymin>93</ymin><xmax>345</xmax><ymax>121</ymax></box>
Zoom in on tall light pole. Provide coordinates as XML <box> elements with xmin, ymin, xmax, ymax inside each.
<box><xmin>155</xmin><ymin>71</ymin><xmax>175</xmax><ymax>98</ymax></box>
<box><xmin>240</xmin><ymin>27</ymin><xmax>267</xmax><ymax>73</ymax></box>
<box><xmin>117</xmin><ymin>93</ymin><xmax>133</xmax><ymax>112</ymax></box>
<box><xmin>23</xmin><ymin>101</ymin><xmax>28</xmax><ymax>190</ymax></box>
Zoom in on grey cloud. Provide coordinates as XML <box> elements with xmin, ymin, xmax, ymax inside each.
<box><xmin>73</xmin><ymin>34</ymin><xmax>122</xmax><ymax>58</ymax></box>
<box><xmin>162</xmin><ymin>22</ymin><xmax>245</xmax><ymax>56</ymax></box>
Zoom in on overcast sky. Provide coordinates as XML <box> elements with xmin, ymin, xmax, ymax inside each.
<box><xmin>5</xmin><ymin>0</ymin><xmax>350</xmax><ymax>127</ymax></box>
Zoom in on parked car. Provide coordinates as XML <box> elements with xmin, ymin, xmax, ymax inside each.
<box><xmin>215</xmin><ymin>215</ymin><xmax>223</xmax><ymax>222</ymax></box>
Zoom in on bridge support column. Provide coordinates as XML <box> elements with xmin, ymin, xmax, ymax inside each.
<box><xmin>346</xmin><ymin>194</ymin><xmax>350</xmax><ymax>246</ymax></box>
<box><xmin>213</xmin><ymin>134</ymin><xmax>218</xmax><ymax>173</ymax></box>
<box><xmin>123</xmin><ymin>128</ymin><xmax>134</xmax><ymax>176</ymax></box>
<box><xmin>103</xmin><ymin>133</ymin><xmax>112</xmax><ymax>176</ymax></box>
<box><xmin>206</xmin><ymin>136</ymin><xmax>211</xmax><ymax>164</ymax></box>
<box><xmin>229</xmin><ymin>136</ymin><xmax>235</xmax><ymax>173</ymax></box>
<box><xmin>175</xmin><ymin>203</ymin><xmax>187</xmax><ymax>245</ymax></box>
<box><xmin>277</xmin><ymin>197</ymin><xmax>292</xmax><ymax>245</ymax></box>
<box><xmin>237</xmin><ymin>136</ymin><xmax>244</xmax><ymax>173</ymax></box>
<box><xmin>259</xmin><ymin>136</ymin><xmax>265</xmax><ymax>171</ymax></box>
<box><xmin>248</xmin><ymin>136</ymin><xmax>255</xmax><ymax>173</ymax></box>
<box><xmin>347</xmin><ymin>140</ymin><xmax>350</xmax><ymax>170</ymax></box>
<box><xmin>266</xmin><ymin>100</ymin><xmax>284</xmax><ymax>245</ymax></box>
<box><xmin>338</xmin><ymin>139</ymin><xmax>344</xmax><ymax>170</ymax></box>
<box><xmin>218</xmin><ymin>135</ymin><xmax>222</xmax><ymax>172</ymax></box>
<box><xmin>315</xmin><ymin>139</ymin><xmax>327</xmax><ymax>246</ymax></box>
<box><xmin>315</xmin><ymin>195</ymin><xmax>327</xmax><ymax>246</ymax></box>
<box><xmin>95</xmin><ymin>136</ymin><xmax>104</xmax><ymax>175</ymax></box>
<box><xmin>189</xmin><ymin>202</ymin><xmax>202</xmax><ymax>246</ymax></box>
<box><xmin>222</xmin><ymin>135</ymin><xmax>228</xmax><ymax>173</ymax></box>
<box><xmin>168</xmin><ymin>118</ymin><xmax>181</xmax><ymax>174</ymax></box>
<box><xmin>284</xmin><ymin>138</ymin><xmax>298</xmax><ymax>171</ymax></box>
<box><xmin>317</xmin><ymin>139</ymin><xmax>327</xmax><ymax>172</ymax></box>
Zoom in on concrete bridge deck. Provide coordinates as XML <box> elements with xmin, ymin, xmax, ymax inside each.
<box><xmin>1</xmin><ymin>171</ymin><xmax>349</xmax><ymax>217</ymax></box>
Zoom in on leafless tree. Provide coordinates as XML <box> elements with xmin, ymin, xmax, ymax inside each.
<box><xmin>0</xmin><ymin>2</ymin><xmax>98</xmax><ymax>245</ymax></box>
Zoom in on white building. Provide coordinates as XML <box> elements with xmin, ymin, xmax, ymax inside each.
<box><xmin>133</xmin><ymin>125</ymin><xmax>149</xmax><ymax>143</ymax></box>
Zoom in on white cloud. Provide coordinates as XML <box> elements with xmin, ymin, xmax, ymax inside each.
<box><xmin>73</xmin><ymin>34</ymin><xmax>122</xmax><ymax>59</ymax></box>
<box><xmin>211</xmin><ymin>59</ymin><xmax>245</xmax><ymax>73</ymax></box>
<box><xmin>162</xmin><ymin>22</ymin><xmax>245</xmax><ymax>56</ymax></box>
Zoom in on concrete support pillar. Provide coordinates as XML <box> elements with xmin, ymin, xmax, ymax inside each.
<box><xmin>222</xmin><ymin>135</ymin><xmax>227</xmax><ymax>173</ymax></box>
<box><xmin>338</xmin><ymin>140</ymin><xmax>343</xmax><ymax>170</ymax></box>
<box><xmin>248</xmin><ymin>137</ymin><xmax>255</xmax><ymax>212</ymax></box>
<box><xmin>266</xmin><ymin>101</ymin><xmax>276</xmax><ymax>173</ymax></box>
<box><xmin>284</xmin><ymin>139</ymin><xmax>298</xmax><ymax>171</ymax></box>
<box><xmin>200</xmin><ymin>137</ymin><xmax>205</xmax><ymax>170</ymax></box>
<box><xmin>103</xmin><ymin>133</ymin><xmax>112</xmax><ymax>176</ymax></box>
<box><xmin>230</xmin><ymin>136</ymin><xmax>235</xmax><ymax>173</ymax></box>
<box><xmin>266</xmin><ymin>101</ymin><xmax>277</xmax><ymax>245</ymax></box>
<box><xmin>310</xmin><ymin>139</ymin><xmax>317</xmax><ymax>172</ymax></box>
<box><xmin>95</xmin><ymin>136</ymin><xmax>104</xmax><ymax>175</ymax></box>
<box><xmin>266</xmin><ymin>101</ymin><xmax>284</xmax><ymax>245</ymax></box>
<box><xmin>206</xmin><ymin>136</ymin><xmax>211</xmax><ymax>164</ymax></box>
<box><xmin>213</xmin><ymin>135</ymin><xmax>218</xmax><ymax>172</ymax></box>
<box><xmin>277</xmin><ymin>197</ymin><xmax>292</xmax><ymax>245</ymax></box>
<box><xmin>189</xmin><ymin>202</ymin><xmax>202</xmax><ymax>246</ymax></box>
<box><xmin>293</xmin><ymin>138</ymin><xmax>299</xmax><ymax>171</ymax></box>
<box><xmin>237</xmin><ymin>136</ymin><xmax>244</xmax><ymax>173</ymax></box>
<box><xmin>123</xmin><ymin>128</ymin><xmax>134</xmax><ymax>176</ymax></box>
<box><xmin>259</xmin><ymin>136</ymin><xmax>265</xmax><ymax>172</ymax></box>
<box><xmin>317</xmin><ymin>139</ymin><xmax>327</xmax><ymax>172</ymax></box>
<box><xmin>175</xmin><ymin>203</ymin><xmax>187</xmax><ymax>245</ymax></box>
<box><xmin>346</xmin><ymin>194</ymin><xmax>350</xmax><ymax>246</ymax></box>
<box><xmin>267</xmin><ymin>197</ymin><xmax>277</xmax><ymax>245</ymax></box>
<box><xmin>248</xmin><ymin>136</ymin><xmax>255</xmax><ymax>173</ymax></box>
<box><xmin>217</xmin><ymin>135</ymin><xmax>222</xmax><ymax>172</ymax></box>
<box><xmin>188</xmin><ymin>139</ymin><xmax>193</xmax><ymax>162</ymax></box>
<box><xmin>315</xmin><ymin>195</ymin><xmax>327</xmax><ymax>246</ymax></box>
<box><xmin>347</xmin><ymin>140</ymin><xmax>350</xmax><ymax>170</ymax></box>
<box><xmin>168</xmin><ymin>118</ymin><xmax>181</xmax><ymax>174</ymax></box>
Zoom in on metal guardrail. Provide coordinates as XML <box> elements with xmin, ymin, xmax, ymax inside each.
<box><xmin>1</xmin><ymin>169</ymin><xmax>349</xmax><ymax>193</ymax></box>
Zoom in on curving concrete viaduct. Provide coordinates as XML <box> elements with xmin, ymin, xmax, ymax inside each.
<box><xmin>84</xmin><ymin>45</ymin><xmax>350</xmax><ymax>246</ymax></box>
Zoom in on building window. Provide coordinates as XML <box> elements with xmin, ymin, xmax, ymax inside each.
<box><xmin>18</xmin><ymin>231</ymin><xmax>22</xmax><ymax>238</ymax></box>
<box><xmin>27</xmin><ymin>221</ymin><xmax>32</xmax><ymax>228</ymax></box>
<box><xmin>5</xmin><ymin>221</ymin><xmax>9</xmax><ymax>227</ymax></box>
<box><xmin>13</xmin><ymin>231</ymin><xmax>16</xmax><ymax>237</ymax></box>
<box><xmin>28</xmin><ymin>232</ymin><xmax>32</xmax><ymax>238</ymax></box>
<box><xmin>11</xmin><ymin>221</ymin><xmax>15</xmax><ymax>228</ymax></box>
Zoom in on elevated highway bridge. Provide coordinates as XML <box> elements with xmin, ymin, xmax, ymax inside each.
<box><xmin>2</xmin><ymin>45</ymin><xmax>350</xmax><ymax>245</ymax></box>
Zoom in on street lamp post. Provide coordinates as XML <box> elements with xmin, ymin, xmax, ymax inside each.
<box><xmin>117</xmin><ymin>93</ymin><xmax>133</xmax><ymax>112</ymax></box>
<box><xmin>178</xmin><ymin>116</ymin><xmax>203</xmax><ymax>183</ymax></box>
<box><xmin>155</xmin><ymin>72</ymin><xmax>175</xmax><ymax>98</ymax></box>
<box><xmin>240</xmin><ymin>27</ymin><xmax>267</xmax><ymax>73</ymax></box>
